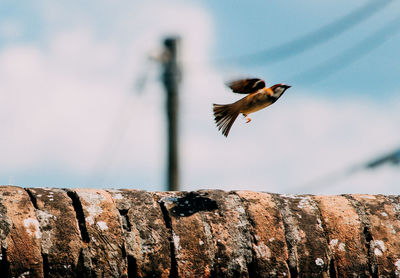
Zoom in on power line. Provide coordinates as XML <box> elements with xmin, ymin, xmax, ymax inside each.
<box><xmin>134</xmin><ymin>1</ymin><xmax>395</xmax><ymax>84</ymax></box>
<box><xmin>218</xmin><ymin>0</ymin><xmax>393</xmax><ymax>66</ymax></box>
<box><xmin>89</xmin><ymin>90</ymin><xmax>137</xmax><ymax>186</ymax></box>
<box><xmin>144</xmin><ymin>13</ymin><xmax>400</xmax><ymax>88</ymax></box>
<box><xmin>291</xmin><ymin>14</ymin><xmax>400</xmax><ymax>85</ymax></box>
<box><xmin>92</xmin><ymin>3</ymin><xmax>398</xmax><ymax>188</ymax></box>
<box><xmin>365</xmin><ymin>149</ymin><xmax>400</xmax><ymax>169</ymax></box>
<box><xmin>155</xmin><ymin>2</ymin><xmax>396</xmax><ymax>86</ymax></box>
<box><xmin>289</xmin><ymin>146</ymin><xmax>400</xmax><ymax>194</ymax></box>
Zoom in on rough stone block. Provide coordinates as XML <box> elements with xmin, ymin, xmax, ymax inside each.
<box><xmin>71</xmin><ymin>188</ymin><xmax>126</xmax><ymax>277</ymax></box>
<box><xmin>27</xmin><ymin>188</ymin><xmax>81</xmax><ymax>277</ymax></box>
<box><xmin>0</xmin><ymin>186</ymin><xmax>43</xmax><ymax>277</ymax></box>
<box><xmin>236</xmin><ymin>191</ymin><xmax>290</xmax><ymax>277</ymax></box>
<box><xmin>108</xmin><ymin>189</ymin><xmax>171</xmax><ymax>278</ymax></box>
<box><xmin>314</xmin><ymin>195</ymin><xmax>370</xmax><ymax>277</ymax></box>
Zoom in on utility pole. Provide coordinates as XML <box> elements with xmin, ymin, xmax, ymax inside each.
<box><xmin>162</xmin><ymin>37</ymin><xmax>181</xmax><ymax>191</ymax></box>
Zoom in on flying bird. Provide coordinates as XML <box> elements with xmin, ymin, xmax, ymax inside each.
<box><xmin>213</xmin><ymin>78</ymin><xmax>291</xmax><ymax>137</ymax></box>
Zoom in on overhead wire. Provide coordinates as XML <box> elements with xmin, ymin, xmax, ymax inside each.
<box><xmin>156</xmin><ymin>0</ymin><xmax>397</xmax><ymax>85</ymax></box>
<box><xmin>131</xmin><ymin>1</ymin><xmax>396</xmax><ymax>82</ymax></box>
<box><xmin>288</xmin><ymin>146</ymin><xmax>400</xmax><ymax>194</ymax></box>
<box><xmin>88</xmin><ymin>59</ymin><xmax>158</xmax><ymax>186</ymax></box>
<box><xmin>217</xmin><ymin>0</ymin><xmax>394</xmax><ymax>66</ymax></box>
<box><xmin>92</xmin><ymin>1</ymin><xmax>398</xmax><ymax>187</ymax></box>
<box><xmin>88</xmin><ymin>91</ymin><xmax>138</xmax><ymax>186</ymax></box>
<box><xmin>291</xmin><ymin>14</ymin><xmax>400</xmax><ymax>85</ymax></box>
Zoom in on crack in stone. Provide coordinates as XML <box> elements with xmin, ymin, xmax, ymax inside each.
<box><xmin>76</xmin><ymin>248</ymin><xmax>92</xmax><ymax>277</ymax></box>
<box><xmin>363</xmin><ymin>226</ymin><xmax>377</xmax><ymax>278</ymax></box>
<box><xmin>66</xmin><ymin>190</ymin><xmax>90</xmax><ymax>244</ymax></box>
<box><xmin>0</xmin><ymin>247</ymin><xmax>10</xmax><ymax>277</ymax></box>
<box><xmin>344</xmin><ymin>195</ymin><xmax>378</xmax><ymax>278</ymax></box>
<box><xmin>25</xmin><ymin>189</ymin><xmax>39</xmax><ymax>210</ymax></box>
<box><xmin>118</xmin><ymin>209</ymin><xmax>132</xmax><ymax>232</ymax></box>
<box><xmin>232</xmin><ymin>192</ymin><xmax>258</xmax><ymax>278</ymax></box>
<box><xmin>25</xmin><ymin>189</ymin><xmax>50</xmax><ymax>277</ymax></box>
<box><xmin>42</xmin><ymin>253</ymin><xmax>49</xmax><ymax>278</ymax></box>
<box><xmin>329</xmin><ymin>258</ymin><xmax>337</xmax><ymax>278</ymax></box>
<box><xmin>158</xmin><ymin>200</ymin><xmax>178</xmax><ymax>278</ymax></box>
<box><xmin>309</xmin><ymin>197</ymin><xmax>336</xmax><ymax>277</ymax></box>
<box><xmin>127</xmin><ymin>255</ymin><xmax>138</xmax><ymax>278</ymax></box>
<box><xmin>272</xmin><ymin>194</ymin><xmax>298</xmax><ymax>278</ymax></box>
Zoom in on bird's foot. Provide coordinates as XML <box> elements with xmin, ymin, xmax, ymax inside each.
<box><xmin>242</xmin><ymin>114</ymin><xmax>252</xmax><ymax>123</ymax></box>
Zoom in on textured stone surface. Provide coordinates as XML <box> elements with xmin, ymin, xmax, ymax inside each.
<box><xmin>72</xmin><ymin>188</ymin><xmax>126</xmax><ymax>277</ymax></box>
<box><xmin>275</xmin><ymin>194</ymin><xmax>331</xmax><ymax>277</ymax></box>
<box><xmin>108</xmin><ymin>189</ymin><xmax>170</xmax><ymax>278</ymax></box>
<box><xmin>0</xmin><ymin>186</ymin><xmax>43</xmax><ymax>277</ymax></box>
<box><xmin>235</xmin><ymin>191</ymin><xmax>290</xmax><ymax>277</ymax></box>
<box><xmin>27</xmin><ymin>188</ymin><xmax>81</xmax><ymax>277</ymax></box>
<box><xmin>1</xmin><ymin>186</ymin><xmax>400</xmax><ymax>277</ymax></box>
<box><xmin>155</xmin><ymin>190</ymin><xmax>253</xmax><ymax>277</ymax></box>
<box><xmin>198</xmin><ymin>190</ymin><xmax>253</xmax><ymax>277</ymax></box>
<box><xmin>350</xmin><ymin>194</ymin><xmax>400</xmax><ymax>277</ymax></box>
<box><xmin>314</xmin><ymin>195</ymin><xmax>370</xmax><ymax>277</ymax></box>
<box><xmin>156</xmin><ymin>191</ymin><xmax>216</xmax><ymax>278</ymax></box>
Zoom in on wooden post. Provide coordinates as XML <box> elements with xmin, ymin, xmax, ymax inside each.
<box><xmin>162</xmin><ymin>37</ymin><xmax>181</xmax><ymax>191</ymax></box>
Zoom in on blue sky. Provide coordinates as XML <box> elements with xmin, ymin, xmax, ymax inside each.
<box><xmin>0</xmin><ymin>1</ymin><xmax>399</xmax><ymax>194</ymax></box>
<box><xmin>206</xmin><ymin>0</ymin><xmax>400</xmax><ymax>95</ymax></box>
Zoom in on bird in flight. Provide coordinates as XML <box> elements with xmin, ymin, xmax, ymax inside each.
<box><xmin>213</xmin><ymin>78</ymin><xmax>291</xmax><ymax>137</ymax></box>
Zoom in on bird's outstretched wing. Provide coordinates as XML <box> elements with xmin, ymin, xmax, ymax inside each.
<box><xmin>227</xmin><ymin>78</ymin><xmax>266</xmax><ymax>94</ymax></box>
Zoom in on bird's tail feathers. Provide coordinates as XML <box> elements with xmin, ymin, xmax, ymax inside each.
<box><xmin>213</xmin><ymin>103</ymin><xmax>239</xmax><ymax>137</ymax></box>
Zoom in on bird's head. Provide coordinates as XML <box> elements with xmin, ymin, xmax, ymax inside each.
<box><xmin>271</xmin><ymin>84</ymin><xmax>291</xmax><ymax>98</ymax></box>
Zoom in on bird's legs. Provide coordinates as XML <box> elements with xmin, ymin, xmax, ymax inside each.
<box><xmin>242</xmin><ymin>113</ymin><xmax>252</xmax><ymax>123</ymax></box>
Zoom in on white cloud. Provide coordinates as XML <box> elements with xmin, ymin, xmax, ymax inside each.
<box><xmin>1</xmin><ymin>1</ymin><xmax>399</xmax><ymax>194</ymax></box>
<box><xmin>180</xmin><ymin>88</ymin><xmax>400</xmax><ymax>194</ymax></box>
<box><xmin>0</xmin><ymin>1</ymin><xmax>215</xmax><ymax>188</ymax></box>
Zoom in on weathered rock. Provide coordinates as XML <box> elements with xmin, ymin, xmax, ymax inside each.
<box><xmin>274</xmin><ymin>194</ymin><xmax>331</xmax><ymax>277</ymax></box>
<box><xmin>155</xmin><ymin>190</ymin><xmax>253</xmax><ymax>277</ymax></box>
<box><xmin>69</xmin><ymin>188</ymin><xmax>126</xmax><ymax>277</ymax></box>
<box><xmin>0</xmin><ymin>186</ymin><xmax>400</xmax><ymax>277</ymax></box>
<box><xmin>27</xmin><ymin>188</ymin><xmax>82</xmax><ymax>277</ymax></box>
<box><xmin>235</xmin><ymin>191</ymin><xmax>290</xmax><ymax>277</ymax></box>
<box><xmin>108</xmin><ymin>189</ymin><xmax>170</xmax><ymax>278</ymax></box>
<box><xmin>314</xmin><ymin>195</ymin><xmax>370</xmax><ymax>277</ymax></box>
<box><xmin>192</xmin><ymin>190</ymin><xmax>253</xmax><ymax>277</ymax></box>
<box><xmin>215</xmin><ymin>190</ymin><xmax>253</xmax><ymax>276</ymax></box>
<box><xmin>0</xmin><ymin>186</ymin><xmax>43</xmax><ymax>277</ymax></box>
<box><xmin>350</xmin><ymin>194</ymin><xmax>400</xmax><ymax>277</ymax></box>
<box><xmin>155</xmin><ymin>191</ymin><xmax>216</xmax><ymax>278</ymax></box>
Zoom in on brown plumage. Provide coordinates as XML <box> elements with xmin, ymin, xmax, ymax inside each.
<box><xmin>213</xmin><ymin>78</ymin><xmax>291</xmax><ymax>137</ymax></box>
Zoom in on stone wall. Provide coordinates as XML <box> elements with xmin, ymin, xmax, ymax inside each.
<box><xmin>0</xmin><ymin>186</ymin><xmax>400</xmax><ymax>277</ymax></box>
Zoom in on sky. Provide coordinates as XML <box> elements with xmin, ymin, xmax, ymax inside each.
<box><xmin>0</xmin><ymin>0</ymin><xmax>399</xmax><ymax>194</ymax></box>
